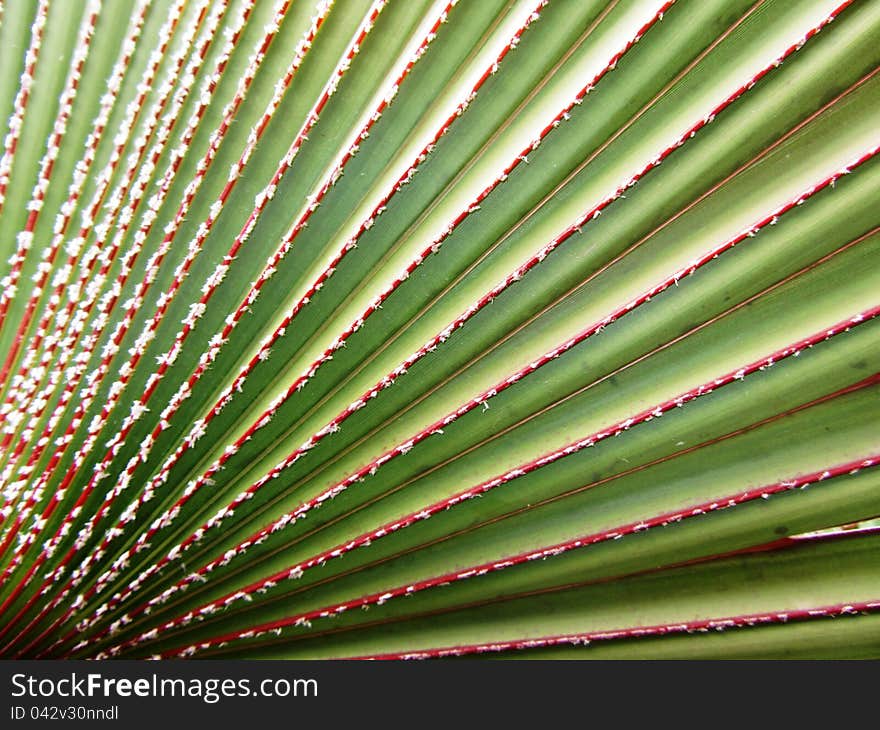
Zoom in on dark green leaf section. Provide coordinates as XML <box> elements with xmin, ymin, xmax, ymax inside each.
<box><xmin>215</xmin><ymin>530</ymin><xmax>880</xmax><ymax>659</ymax></box>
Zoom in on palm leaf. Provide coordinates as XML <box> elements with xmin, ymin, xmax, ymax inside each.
<box><xmin>0</xmin><ymin>0</ymin><xmax>877</xmax><ymax>659</ymax></box>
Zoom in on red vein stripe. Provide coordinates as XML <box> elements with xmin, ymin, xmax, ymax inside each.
<box><xmin>0</xmin><ymin>0</ymin><xmax>151</xmax><ymax>427</ymax></box>
<box><xmin>45</xmin><ymin>0</ymin><xmax>325</xmax><ymax>535</ymax></box>
<box><xmin>0</xmin><ymin>0</ymin><xmax>383</xmax><ymax>645</ymax></box>
<box><xmin>203</xmin><ymin>12</ymin><xmax>876</xmax><ymax>542</ymax></box>
<box><xmin>0</xmin><ymin>0</ymin><xmax>207</xmax><ymax>489</ymax></box>
<box><xmin>44</xmin><ymin>0</ymin><xmax>327</xmax><ymax>537</ymax></box>
<box><xmin>353</xmin><ymin>599</ymin><xmax>880</xmax><ymax>660</ymax></box>
<box><xmin>88</xmin><ymin>0</ymin><xmax>666</xmax><ymax>610</ymax></box>
<box><xmin>133</xmin><ymin>0</ymin><xmax>575</xmax><ymax>513</ymax></box>
<box><xmin>6</xmin><ymin>0</ymin><xmax>860</xmax><ymax>652</ymax></box>
<box><xmin>125</xmin><ymin>455</ymin><xmax>879</xmax><ymax>657</ymax></box>
<box><xmin>51</xmin><ymin>0</ymin><xmax>552</xmax><ymax>622</ymax></box>
<box><xmin>0</xmin><ymin>0</ymin><xmax>187</xmax><ymax>568</ymax></box>
<box><xmin>114</xmin><ymin>304</ymin><xmax>880</xmax><ymax>636</ymax></box>
<box><xmin>268</xmin><ymin>0</ymin><xmax>772</xmax><ymax>464</ymax></box>
<box><xmin>0</xmin><ymin>2</ymin><xmax>252</xmax><ymax>644</ymax></box>
<box><xmin>33</xmin><ymin>0</ymin><xmax>254</xmax><ymax>489</ymax></box>
<box><xmin>136</xmin><ymin>0</ymin><xmax>854</xmax><ymax>575</ymax></box>
<box><xmin>140</xmin><ymin>524</ymin><xmax>880</xmax><ymax>655</ymax></box>
<box><xmin>0</xmin><ymin>0</ymin><xmax>101</xmax><ymax>391</ymax></box>
<box><xmin>43</xmin><ymin>226</ymin><xmax>879</xmax><ymax>657</ymax></box>
<box><xmin>87</xmin><ymin>0</ymin><xmax>544</xmax><ymax>550</ymax></box>
<box><xmin>0</xmin><ymin>0</ymin><xmax>332</xmax><ymax>649</ymax></box>
<box><xmin>0</xmin><ymin>0</ymin><xmax>190</xmax><ymax>481</ymax></box>
<box><xmin>5</xmin><ymin>0</ymin><xmax>558</xmax><ymax>650</ymax></box>
<box><xmin>0</xmin><ymin>0</ymin><xmax>454</xmax><ymax>654</ymax></box>
<box><xmin>0</xmin><ymin>0</ymin><xmax>48</xmax><ymax>221</ymax></box>
<box><xmin>94</xmin><ymin>41</ymin><xmax>873</xmax><ymax>622</ymax></box>
<box><xmin>131</xmin><ymin>372</ymin><xmax>880</xmax><ymax>655</ymax></box>
<box><xmin>0</xmin><ymin>0</ymin><xmax>209</xmax><ymax>602</ymax></box>
<box><xmin>3</xmin><ymin>0</ymin><xmax>242</xmax><ymax>572</ymax></box>
<box><xmin>55</xmin><ymin>0</ymin><xmax>388</xmax><ymax>566</ymax></box>
<box><xmin>78</xmin><ymin>293</ymin><xmax>880</xmax><ymax>640</ymax></box>
<box><xmin>0</xmin><ymin>0</ymin><xmax>186</xmax><ymax>431</ymax></box>
<box><xmin>18</xmin><ymin>2</ymin><xmax>868</xmax><ymax>644</ymax></box>
<box><xmin>0</xmin><ymin>0</ymin><xmax>209</xmax><ymax>565</ymax></box>
<box><xmin>79</xmin><ymin>0</ymin><xmax>457</xmax><ymax>562</ymax></box>
<box><xmin>10</xmin><ymin>0</ymin><xmax>223</xmax><ymax>468</ymax></box>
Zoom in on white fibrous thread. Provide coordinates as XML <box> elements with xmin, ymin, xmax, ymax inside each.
<box><xmin>138</xmin><ymin>417</ymin><xmax>878</xmax><ymax>656</ymax></box>
<box><xmin>0</xmin><ymin>0</ymin><xmax>101</xmax><ymax>331</ymax></box>
<box><xmin>83</xmin><ymin>0</ymin><xmax>555</xmax><ymax>618</ymax></box>
<box><xmin>104</xmin><ymin>3</ymin><xmax>861</xmax><ymax>620</ymax></box>
<box><xmin>0</xmin><ymin>0</ymin><xmax>49</xmax><ymax>216</ymax></box>
<box><xmin>104</xmin><ymin>96</ymin><xmax>880</xmax><ymax>641</ymax></box>
<box><xmin>32</xmin><ymin>0</ymin><xmax>858</xmax><ymax>652</ymax></box>
<box><xmin>18</xmin><ymin>0</ymin><xmax>337</xmax><ymax>634</ymax></box>
<box><xmin>91</xmin><ymin>1</ymin><xmax>685</xmax><ymax>617</ymax></box>
<box><xmin>0</xmin><ymin>0</ymin><xmax>179</xmax><ymax>469</ymax></box>
<box><xmin>73</xmin><ymin>0</ymin><xmax>398</xmax><ymax>603</ymax></box>
<box><xmin>0</xmin><ymin>0</ymin><xmax>205</xmax><ymax>580</ymax></box>
<box><xmin>33</xmin><ymin>0</ymin><xmax>248</xmax><ymax>562</ymax></box>
<box><xmin>0</xmin><ymin>0</ymin><xmax>118</xmax><ymax>516</ymax></box>
<box><xmin>0</xmin><ymin>0</ymin><xmax>153</xmax><ymax>522</ymax></box>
